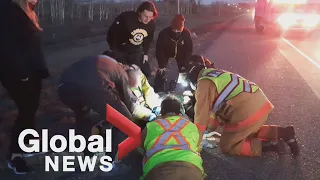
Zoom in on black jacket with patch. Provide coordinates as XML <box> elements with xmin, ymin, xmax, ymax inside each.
<box><xmin>106</xmin><ymin>11</ymin><xmax>155</xmax><ymax>55</ymax></box>
<box><xmin>155</xmin><ymin>27</ymin><xmax>193</xmax><ymax>69</ymax></box>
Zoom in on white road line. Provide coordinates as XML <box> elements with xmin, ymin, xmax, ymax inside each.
<box><xmin>281</xmin><ymin>37</ymin><xmax>320</xmax><ymax>69</ymax></box>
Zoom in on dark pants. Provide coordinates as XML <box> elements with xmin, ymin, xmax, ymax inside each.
<box><xmin>0</xmin><ymin>75</ymin><xmax>42</xmax><ymax>159</ymax></box>
<box><xmin>145</xmin><ymin>161</ymin><xmax>203</xmax><ymax>180</ymax></box>
<box><xmin>111</xmin><ymin>49</ymin><xmax>152</xmax><ymax>77</ymax></box>
<box><xmin>57</xmin><ymin>83</ymin><xmax>133</xmax><ymax>159</ymax></box>
<box><xmin>112</xmin><ymin>49</ymin><xmax>143</xmax><ymax>67</ymax></box>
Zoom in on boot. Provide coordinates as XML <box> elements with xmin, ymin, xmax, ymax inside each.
<box><xmin>278</xmin><ymin>126</ymin><xmax>300</xmax><ymax>156</ymax></box>
<box><xmin>261</xmin><ymin>140</ymin><xmax>286</xmax><ymax>154</ymax></box>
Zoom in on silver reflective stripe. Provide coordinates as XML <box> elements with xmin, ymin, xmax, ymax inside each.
<box><xmin>213</xmin><ymin>74</ymin><xmax>239</xmax><ymax>112</ymax></box>
<box><xmin>244</xmin><ymin>81</ymin><xmax>251</xmax><ymax>92</ymax></box>
<box><xmin>57</xmin><ymin>83</ymin><xmax>64</xmax><ymax>88</ymax></box>
<box><xmin>145</xmin><ymin>118</ymin><xmax>191</xmax><ymax>158</ymax></box>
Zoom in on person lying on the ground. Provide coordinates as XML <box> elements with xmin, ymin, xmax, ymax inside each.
<box><xmin>154</xmin><ymin>14</ymin><xmax>193</xmax><ymax>92</ymax></box>
<box><xmin>186</xmin><ymin>54</ymin><xmax>300</xmax><ymax>157</ymax></box>
<box><xmin>125</xmin><ymin>64</ymin><xmax>161</xmax><ymax>124</ymax></box>
<box><xmin>139</xmin><ymin>95</ymin><xmax>206</xmax><ymax>180</ymax></box>
<box><xmin>57</xmin><ymin>55</ymin><xmax>156</xmax><ymax>163</ymax></box>
<box><xmin>106</xmin><ymin>1</ymin><xmax>158</xmax><ymax>77</ymax></box>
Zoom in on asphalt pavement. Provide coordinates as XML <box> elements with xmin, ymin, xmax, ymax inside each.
<box><xmin>202</xmin><ymin>15</ymin><xmax>320</xmax><ymax>180</ymax></box>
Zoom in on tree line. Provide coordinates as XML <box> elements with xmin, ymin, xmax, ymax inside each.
<box><xmin>35</xmin><ymin>0</ymin><xmax>201</xmax><ymax>25</ymax></box>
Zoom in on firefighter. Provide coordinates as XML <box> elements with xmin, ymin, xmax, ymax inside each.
<box><xmin>125</xmin><ymin>64</ymin><xmax>161</xmax><ymax>127</ymax></box>
<box><xmin>105</xmin><ymin>1</ymin><xmax>158</xmax><ymax>77</ymax></box>
<box><xmin>186</xmin><ymin>55</ymin><xmax>300</xmax><ymax>157</ymax></box>
<box><xmin>154</xmin><ymin>14</ymin><xmax>193</xmax><ymax>92</ymax></box>
<box><xmin>140</xmin><ymin>95</ymin><xmax>205</xmax><ymax>180</ymax></box>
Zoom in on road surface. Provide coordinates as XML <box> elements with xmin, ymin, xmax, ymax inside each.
<box><xmin>202</xmin><ymin>15</ymin><xmax>320</xmax><ymax>180</ymax></box>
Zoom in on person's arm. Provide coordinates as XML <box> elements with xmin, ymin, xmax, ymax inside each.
<box><xmin>1</xmin><ymin>5</ymin><xmax>33</xmax><ymax>79</ymax></box>
<box><xmin>155</xmin><ymin>30</ymin><xmax>169</xmax><ymax>69</ymax></box>
<box><xmin>106</xmin><ymin>13</ymin><xmax>126</xmax><ymax>50</ymax></box>
<box><xmin>181</xmin><ymin>29</ymin><xmax>193</xmax><ymax>68</ymax></box>
<box><xmin>207</xmin><ymin>112</ymin><xmax>220</xmax><ymax>132</ymax></box>
<box><xmin>118</xmin><ymin>71</ymin><xmax>154</xmax><ymax>121</ymax></box>
<box><xmin>194</xmin><ymin>79</ymin><xmax>217</xmax><ymax>148</ymax></box>
<box><xmin>131</xmin><ymin>103</ymin><xmax>155</xmax><ymax>121</ymax></box>
<box><xmin>142</xmin><ymin>21</ymin><xmax>155</xmax><ymax>55</ymax></box>
<box><xmin>139</xmin><ymin>127</ymin><xmax>147</xmax><ymax>154</ymax></box>
<box><xmin>140</xmin><ymin>72</ymin><xmax>160</xmax><ymax>109</ymax></box>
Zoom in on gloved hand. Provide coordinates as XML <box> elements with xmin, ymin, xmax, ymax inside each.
<box><xmin>180</xmin><ymin>67</ymin><xmax>186</xmax><ymax>72</ymax></box>
<box><xmin>147</xmin><ymin>113</ymin><xmax>157</xmax><ymax>122</ymax></box>
<box><xmin>152</xmin><ymin>106</ymin><xmax>161</xmax><ymax>116</ymax></box>
<box><xmin>201</xmin><ymin>139</ymin><xmax>217</xmax><ymax>149</ymax></box>
<box><xmin>201</xmin><ymin>131</ymin><xmax>220</xmax><ymax>149</ymax></box>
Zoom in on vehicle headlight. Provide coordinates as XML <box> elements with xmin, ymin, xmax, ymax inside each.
<box><xmin>303</xmin><ymin>15</ymin><xmax>319</xmax><ymax>27</ymax></box>
<box><xmin>277</xmin><ymin>14</ymin><xmax>297</xmax><ymax>29</ymax></box>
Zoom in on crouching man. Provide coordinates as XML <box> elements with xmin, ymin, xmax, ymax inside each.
<box><xmin>140</xmin><ymin>95</ymin><xmax>205</xmax><ymax>180</ymax></box>
<box><xmin>57</xmin><ymin>55</ymin><xmax>154</xmax><ymax>174</ymax></box>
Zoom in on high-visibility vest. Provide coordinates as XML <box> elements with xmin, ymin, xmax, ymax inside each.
<box><xmin>140</xmin><ymin>116</ymin><xmax>204</xmax><ymax>179</ymax></box>
<box><xmin>131</xmin><ymin>87</ymin><xmax>146</xmax><ymax>106</ymax></box>
<box><xmin>198</xmin><ymin>68</ymin><xmax>259</xmax><ymax>113</ymax></box>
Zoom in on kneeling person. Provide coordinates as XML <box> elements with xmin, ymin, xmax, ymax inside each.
<box><xmin>140</xmin><ymin>95</ymin><xmax>205</xmax><ymax>180</ymax></box>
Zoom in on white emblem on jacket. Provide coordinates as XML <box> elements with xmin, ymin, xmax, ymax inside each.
<box><xmin>129</xmin><ymin>29</ymin><xmax>148</xmax><ymax>45</ymax></box>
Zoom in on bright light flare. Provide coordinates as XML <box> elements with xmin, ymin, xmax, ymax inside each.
<box><xmin>277</xmin><ymin>13</ymin><xmax>320</xmax><ymax>29</ymax></box>
<box><xmin>277</xmin><ymin>13</ymin><xmax>297</xmax><ymax>29</ymax></box>
<box><xmin>273</xmin><ymin>0</ymin><xmax>307</xmax><ymax>4</ymax></box>
<box><xmin>302</xmin><ymin>15</ymin><xmax>320</xmax><ymax>27</ymax></box>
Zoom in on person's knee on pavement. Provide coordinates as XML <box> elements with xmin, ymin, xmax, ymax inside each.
<box><xmin>219</xmin><ymin>140</ymin><xmax>234</xmax><ymax>154</ymax></box>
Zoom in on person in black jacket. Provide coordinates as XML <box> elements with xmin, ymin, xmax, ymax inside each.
<box><xmin>154</xmin><ymin>14</ymin><xmax>193</xmax><ymax>92</ymax></box>
<box><xmin>105</xmin><ymin>1</ymin><xmax>158</xmax><ymax>77</ymax></box>
<box><xmin>0</xmin><ymin>0</ymin><xmax>50</xmax><ymax>174</ymax></box>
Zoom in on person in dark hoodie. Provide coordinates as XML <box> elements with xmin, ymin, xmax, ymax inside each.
<box><xmin>105</xmin><ymin>1</ymin><xmax>158</xmax><ymax>77</ymax></box>
<box><xmin>57</xmin><ymin>55</ymin><xmax>157</xmax><ymax>175</ymax></box>
<box><xmin>154</xmin><ymin>14</ymin><xmax>193</xmax><ymax>92</ymax></box>
<box><xmin>0</xmin><ymin>0</ymin><xmax>50</xmax><ymax>175</ymax></box>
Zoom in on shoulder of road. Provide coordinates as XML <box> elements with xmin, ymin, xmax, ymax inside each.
<box><xmin>43</xmin><ymin>13</ymin><xmax>245</xmax><ymax>53</ymax></box>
